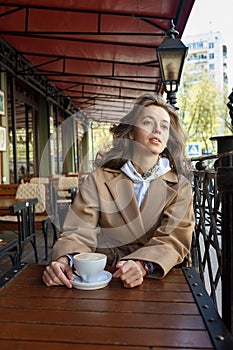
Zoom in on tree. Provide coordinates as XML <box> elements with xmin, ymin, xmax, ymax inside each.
<box><xmin>177</xmin><ymin>67</ymin><xmax>228</xmax><ymax>154</ymax></box>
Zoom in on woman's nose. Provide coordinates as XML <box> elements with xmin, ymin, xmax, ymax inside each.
<box><xmin>152</xmin><ymin>125</ymin><xmax>161</xmax><ymax>134</ymax></box>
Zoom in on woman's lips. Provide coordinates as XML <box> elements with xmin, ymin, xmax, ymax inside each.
<box><xmin>149</xmin><ymin>137</ymin><xmax>161</xmax><ymax>144</ymax></box>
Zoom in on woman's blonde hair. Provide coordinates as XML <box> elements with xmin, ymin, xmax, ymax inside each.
<box><xmin>96</xmin><ymin>93</ymin><xmax>190</xmax><ymax>176</ymax></box>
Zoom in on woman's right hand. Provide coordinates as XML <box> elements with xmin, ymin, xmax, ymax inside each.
<box><xmin>42</xmin><ymin>257</ymin><xmax>74</xmax><ymax>288</ymax></box>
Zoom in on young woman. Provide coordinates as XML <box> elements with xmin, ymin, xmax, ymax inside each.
<box><xmin>42</xmin><ymin>93</ymin><xmax>194</xmax><ymax>289</ymax></box>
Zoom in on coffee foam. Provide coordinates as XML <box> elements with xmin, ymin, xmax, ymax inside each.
<box><xmin>76</xmin><ymin>253</ymin><xmax>104</xmax><ymax>261</ymax></box>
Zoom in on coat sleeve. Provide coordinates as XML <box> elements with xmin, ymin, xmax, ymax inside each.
<box><xmin>51</xmin><ymin>173</ymin><xmax>101</xmax><ymax>261</ymax></box>
<box><xmin>122</xmin><ymin>176</ymin><xmax>195</xmax><ymax>278</ymax></box>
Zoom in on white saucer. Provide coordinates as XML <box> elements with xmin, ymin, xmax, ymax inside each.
<box><xmin>71</xmin><ymin>271</ymin><xmax>112</xmax><ymax>290</ymax></box>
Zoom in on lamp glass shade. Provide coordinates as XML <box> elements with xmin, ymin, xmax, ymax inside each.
<box><xmin>157</xmin><ymin>37</ymin><xmax>188</xmax><ymax>92</ymax></box>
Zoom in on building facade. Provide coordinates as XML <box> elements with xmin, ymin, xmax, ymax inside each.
<box><xmin>183</xmin><ymin>31</ymin><xmax>228</xmax><ymax>91</ymax></box>
<box><xmin>181</xmin><ymin>31</ymin><xmax>229</xmax><ymax>156</ymax></box>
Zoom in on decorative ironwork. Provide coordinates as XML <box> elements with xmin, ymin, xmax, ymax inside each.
<box><xmin>192</xmin><ymin>167</ymin><xmax>222</xmax><ymax>308</ymax></box>
<box><xmin>191</xmin><ymin>149</ymin><xmax>233</xmax><ymax>324</ymax></box>
<box><xmin>217</xmin><ymin>166</ymin><xmax>233</xmax><ymax>333</ymax></box>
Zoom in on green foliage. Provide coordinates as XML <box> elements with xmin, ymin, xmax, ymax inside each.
<box><xmin>177</xmin><ymin>67</ymin><xmax>229</xmax><ymax>154</ymax></box>
<box><xmin>92</xmin><ymin>122</ymin><xmax>113</xmax><ymax>157</ymax></box>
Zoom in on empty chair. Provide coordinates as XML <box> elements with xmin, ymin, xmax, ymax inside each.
<box><xmin>0</xmin><ymin>232</ymin><xmax>19</xmax><ymax>266</ymax></box>
<box><xmin>30</xmin><ymin>177</ymin><xmax>49</xmax><ymax>184</ymax></box>
<box><xmin>17</xmin><ymin>182</ymin><xmax>59</xmax><ymax>261</ymax></box>
<box><xmin>46</xmin><ymin>181</ymin><xmax>60</xmax><ymax>248</ymax></box>
<box><xmin>15</xmin><ymin>183</ymin><xmax>46</xmax><ymax>213</ymax></box>
<box><xmin>57</xmin><ymin>176</ymin><xmax>79</xmax><ymax>202</ymax></box>
<box><xmin>0</xmin><ymin>198</ymin><xmax>38</xmax><ymax>264</ymax></box>
<box><xmin>56</xmin><ymin>176</ymin><xmax>79</xmax><ymax>231</ymax></box>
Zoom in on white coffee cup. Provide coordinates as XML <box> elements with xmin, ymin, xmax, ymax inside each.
<box><xmin>73</xmin><ymin>252</ymin><xmax>107</xmax><ymax>283</ymax></box>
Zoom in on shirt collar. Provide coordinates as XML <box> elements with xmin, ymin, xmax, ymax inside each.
<box><xmin>121</xmin><ymin>157</ymin><xmax>171</xmax><ymax>183</ymax></box>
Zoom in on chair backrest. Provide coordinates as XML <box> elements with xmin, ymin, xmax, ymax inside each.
<box><xmin>16</xmin><ymin>183</ymin><xmax>46</xmax><ymax>213</ymax></box>
<box><xmin>30</xmin><ymin>177</ymin><xmax>49</xmax><ymax>184</ymax></box>
<box><xmin>58</xmin><ymin>176</ymin><xmax>79</xmax><ymax>190</ymax></box>
<box><xmin>57</xmin><ymin>176</ymin><xmax>79</xmax><ymax>200</ymax></box>
<box><xmin>10</xmin><ymin>198</ymin><xmax>38</xmax><ymax>261</ymax></box>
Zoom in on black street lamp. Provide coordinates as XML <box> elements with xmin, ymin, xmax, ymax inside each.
<box><xmin>156</xmin><ymin>20</ymin><xmax>188</xmax><ymax>109</ymax></box>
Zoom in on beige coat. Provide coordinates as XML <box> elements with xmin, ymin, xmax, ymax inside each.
<box><xmin>52</xmin><ymin>167</ymin><xmax>194</xmax><ymax>278</ymax></box>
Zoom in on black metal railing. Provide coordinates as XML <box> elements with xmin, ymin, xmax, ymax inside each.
<box><xmin>192</xmin><ymin>165</ymin><xmax>221</xmax><ymax>308</ymax></box>
<box><xmin>191</xmin><ymin>149</ymin><xmax>233</xmax><ymax>333</ymax></box>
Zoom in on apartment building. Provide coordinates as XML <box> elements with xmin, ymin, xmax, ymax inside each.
<box><xmin>183</xmin><ymin>31</ymin><xmax>228</xmax><ymax>91</ymax></box>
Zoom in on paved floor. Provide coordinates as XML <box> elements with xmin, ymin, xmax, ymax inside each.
<box><xmin>0</xmin><ymin>228</ymin><xmax>54</xmax><ymax>277</ymax></box>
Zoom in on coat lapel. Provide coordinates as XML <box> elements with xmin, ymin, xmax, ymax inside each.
<box><xmin>140</xmin><ymin>172</ymin><xmax>178</xmax><ymax>231</ymax></box>
<box><xmin>105</xmin><ymin>172</ymin><xmax>146</xmax><ymax>241</ymax></box>
<box><xmin>104</xmin><ymin>170</ymin><xmax>178</xmax><ymax>244</ymax></box>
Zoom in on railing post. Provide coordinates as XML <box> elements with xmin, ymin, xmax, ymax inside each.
<box><xmin>217</xmin><ymin>166</ymin><xmax>233</xmax><ymax>333</ymax></box>
<box><xmin>210</xmin><ymin>135</ymin><xmax>233</xmax><ymax>166</ymax></box>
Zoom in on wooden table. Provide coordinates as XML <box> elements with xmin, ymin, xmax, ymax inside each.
<box><xmin>0</xmin><ymin>197</ymin><xmax>37</xmax><ymax>215</ymax></box>
<box><xmin>0</xmin><ymin>264</ymin><xmax>232</xmax><ymax>349</ymax></box>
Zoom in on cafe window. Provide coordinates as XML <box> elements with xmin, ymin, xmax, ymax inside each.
<box><xmin>7</xmin><ymin>79</ymin><xmax>38</xmax><ymax>183</ymax></box>
<box><xmin>8</xmin><ymin>102</ymin><xmax>35</xmax><ymax>182</ymax></box>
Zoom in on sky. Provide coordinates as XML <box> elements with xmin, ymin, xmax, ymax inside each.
<box><xmin>182</xmin><ymin>0</ymin><xmax>233</xmax><ymax>93</ymax></box>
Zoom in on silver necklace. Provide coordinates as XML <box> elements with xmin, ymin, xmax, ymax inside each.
<box><xmin>142</xmin><ymin>160</ymin><xmax>160</xmax><ymax>180</ymax></box>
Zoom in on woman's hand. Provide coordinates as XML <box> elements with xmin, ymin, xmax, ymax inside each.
<box><xmin>113</xmin><ymin>260</ymin><xmax>146</xmax><ymax>288</ymax></box>
<box><xmin>42</xmin><ymin>256</ymin><xmax>74</xmax><ymax>288</ymax></box>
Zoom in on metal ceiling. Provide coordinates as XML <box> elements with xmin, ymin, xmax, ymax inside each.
<box><xmin>0</xmin><ymin>0</ymin><xmax>195</xmax><ymax>123</ymax></box>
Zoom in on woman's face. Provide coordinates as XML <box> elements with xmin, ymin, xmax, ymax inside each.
<box><xmin>132</xmin><ymin>105</ymin><xmax>170</xmax><ymax>155</ymax></box>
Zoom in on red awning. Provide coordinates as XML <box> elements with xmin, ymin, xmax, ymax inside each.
<box><xmin>0</xmin><ymin>0</ymin><xmax>195</xmax><ymax>122</ymax></box>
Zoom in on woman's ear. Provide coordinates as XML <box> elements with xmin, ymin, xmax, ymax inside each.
<box><xmin>129</xmin><ymin>132</ymin><xmax>134</xmax><ymax>140</ymax></box>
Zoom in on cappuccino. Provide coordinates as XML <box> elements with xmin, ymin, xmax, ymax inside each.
<box><xmin>73</xmin><ymin>253</ymin><xmax>107</xmax><ymax>283</ymax></box>
<box><xmin>76</xmin><ymin>253</ymin><xmax>104</xmax><ymax>261</ymax></box>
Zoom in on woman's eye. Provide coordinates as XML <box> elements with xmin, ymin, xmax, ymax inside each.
<box><xmin>161</xmin><ymin>124</ymin><xmax>169</xmax><ymax>130</ymax></box>
<box><xmin>142</xmin><ymin>120</ymin><xmax>153</xmax><ymax>126</ymax></box>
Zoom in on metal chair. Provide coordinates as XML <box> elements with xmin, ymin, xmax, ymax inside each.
<box><xmin>57</xmin><ymin>176</ymin><xmax>79</xmax><ymax>202</ymax></box>
<box><xmin>16</xmin><ymin>182</ymin><xmax>59</xmax><ymax>261</ymax></box>
<box><xmin>0</xmin><ymin>198</ymin><xmax>38</xmax><ymax>264</ymax></box>
<box><xmin>0</xmin><ymin>232</ymin><xmax>19</xmax><ymax>266</ymax></box>
<box><xmin>0</xmin><ymin>183</ymin><xmax>57</xmax><ymax>261</ymax></box>
<box><xmin>41</xmin><ymin>181</ymin><xmax>60</xmax><ymax>259</ymax></box>
<box><xmin>56</xmin><ymin>176</ymin><xmax>79</xmax><ymax>231</ymax></box>
<box><xmin>70</xmin><ymin>187</ymin><xmax>78</xmax><ymax>204</ymax></box>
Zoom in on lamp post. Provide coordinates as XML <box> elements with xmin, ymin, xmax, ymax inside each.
<box><xmin>156</xmin><ymin>20</ymin><xmax>188</xmax><ymax>109</ymax></box>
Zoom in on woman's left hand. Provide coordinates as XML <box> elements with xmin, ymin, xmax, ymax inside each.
<box><xmin>113</xmin><ymin>260</ymin><xmax>146</xmax><ymax>288</ymax></box>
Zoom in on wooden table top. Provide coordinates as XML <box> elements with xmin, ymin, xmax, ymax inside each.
<box><xmin>0</xmin><ymin>197</ymin><xmax>26</xmax><ymax>209</ymax></box>
<box><xmin>0</xmin><ymin>197</ymin><xmax>38</xmax><ymax>214</ymax></box>
<box><xmin>0</xmin><ymin>264</ymin><xmax>218</xmax><ymax>349</ymax></box>
<box><xmin>0</xmin><ymin>198</ymin><xmax>26</xmax><ymax>216</ymax></box>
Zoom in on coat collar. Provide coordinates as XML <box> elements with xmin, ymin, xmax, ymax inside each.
<box><xmin>103</xmin><ymin>167</ymin><xmax>179</xmax><ymax>184</ymax></box>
